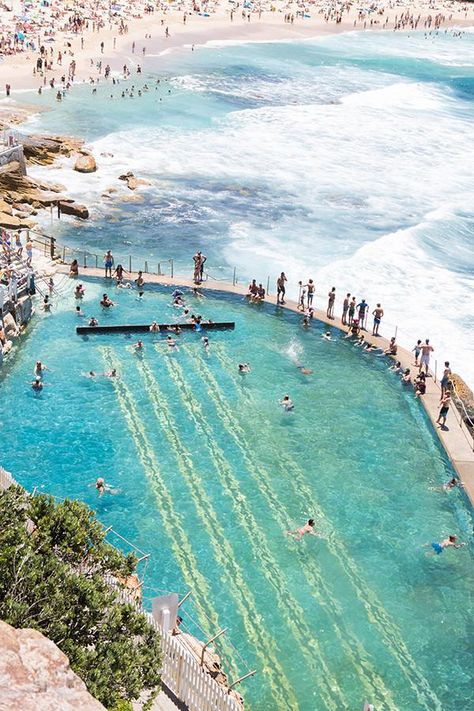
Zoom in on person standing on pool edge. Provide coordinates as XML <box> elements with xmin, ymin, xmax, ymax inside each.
<box><xmin>342</xmin><ymin>293</ymin><xmax>351</xmax><ymax>325</ymax></box>
<box><xmin>372</xmin><ymin>303</ymin><xmax>384</xmax><ymax>336</ymax></box>
<box><xmin>104</xmin><ymin>250</ymin><xmax>114</xmax><ymax>278</ymax></box>
<box><xmin>327</xmin><ymin>287</ymin><xmax>336</xmax><ymax>319</ymax></box>
<box><xmin>277</xmin><ymin>272</ymin><xmax>287</xmax><ymax>305</ymax></box>
<box><xmin>419</xmin><ymin>339</ymin><xmax>434</xmax><ymax>374</ymax></box>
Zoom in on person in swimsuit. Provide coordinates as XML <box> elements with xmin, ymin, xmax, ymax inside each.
<box><xmin>401</xmin><ymin>368</ymin><xmax>411</xmax><ymax>385</ymax></box>
<box><xmin>414</xmin><ymin>372</ymin><xmax>426</xmax><ymax>397</ymax></box>
<box><xmin>89</xmin><ymin>317</ymin><xmax>98</xmax><ymax>327</ymax></box>
<box><xmin>43</xmin><ymin>296</ymin><xmax>51</xmax><ymax>312</ymax></box>
<box><xmin>372</xmin><ymin>304</ymin><xmax>384</xmax><ymax>336</ymax></box>
<box><xmin>100</xmin><ymin>294</ymin><xmax>115</xmax><ymax>308</ymax></box>
<box><xmin>74</xmin><ymin>284</ymin><xmax>85</xmax><ymax>299</ymax></box>
<box><xmin>149</xmin><ymin>321</ymin><xmax>160</xmax><ymax>332</ymax></box>
<box><xmin>96</xmin><ymin>477</ymin><xmax>106</xmax><ymax>495</ymax></box>
<box><xmin>357</xmin><ymin>299</ymin><xmax>368</xmax><ymax>328</ymax></box>
<box><xmin>104</xmin><ymin>250</ymin><xmax>114</xmax><ymax>278</ymax></box>
<box><xmin>34</xmin><ymin>361</ymin><xmax>49</xmax><ymax>378</ymax></box>
<box><xmin>69</xmin><ymin>259</ymin><xmax>79</xmax><ymax>277</ymax></box>
<box><xmin>429</xmin><ymin>535</ymin><xmax>464</xmax><ymax>555</ymax></box>
<box><xmin>327</xmin><ymin>287</ymin><xmax>336</xmax><ymax>319</ymax></box>
<box><xmin>443</xmin><ymin>477</ymin><xmax>460</xmax><ymax>491</ymax></box>
<box><xmin>287</xmin><ymin>519</ymin><xmax>318</xmax><ymax>540</ymax></box>
<box><xmin>238</xmin><ymin>363</ymin><xmax>251</xmax><ymax>373</ymax></box>
<box><xmin>419</xmin><ymin>339</ymin><xmax>434</xmax><ymax>374</ymax></box>
<box><xmin>322</xmin><ymin>331</ymin><xmax>332</xmax><ymax>341</ymax></box>
<box><xmin>412</xmin><ymin>340</ymin><xmax>422</xmax><ymax>366</ymax></box>
<box><xmin>296</xmin><ymin>363</ymin><xmax>313</xmax><ymax>375</ymax></box>
<box><xmin>280</xmin><ymin>395</ymin><xmax>294</xmax><ymax>411</ymax></box>
<box><xmin>436</xmin><ymin>392</ymin><xmax>451</xmax><ymax>427</ymax></box>
<box><xmin>383</xmin><ymin>337</ymin><xmax>397</xmax><ymax>356</ymax></box>
<box><xmin>31</xmin><ymin>376</ymin><xmax>43</xmax><ymax>391</ymax></box>
<box><xmin>389</xmin><ymin>360</ymin><xmax>402</xmax><ymax>373</ymax></box>
<box><xmin>342</xmin><ymin>293</ymin><xmax>351</xmax><ymax>325</ymax></box>
<box><xmin>133</xmin><ymin>339</ymin><xmax>144</xmax><ymax>351</ymax></box>
<box><xmin>276</xmin><ymin>272</ymin><xmax>287</xmax><ymax>305</ymax></box>
<box><xmin>440</xmin><ymin>361</ymin><xmax>452</xmax><ymax>397</ymax></box>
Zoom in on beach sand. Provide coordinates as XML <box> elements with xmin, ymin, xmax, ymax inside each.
<box><xmin>0</xmin><ymin>1</ymin><xmax>473</xmax><ymax>94</ymax></box>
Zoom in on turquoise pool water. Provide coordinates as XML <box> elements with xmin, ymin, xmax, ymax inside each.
<box><xmin>1</xmin><ymin>279</ymin><xmax>473</xmax><ymax>710</ymax></box>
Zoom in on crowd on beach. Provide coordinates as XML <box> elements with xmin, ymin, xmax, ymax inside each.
<box><xmin>0</xmin><ymin>0</ymin><xmax>472</xmax><ymax>94</ymax></box>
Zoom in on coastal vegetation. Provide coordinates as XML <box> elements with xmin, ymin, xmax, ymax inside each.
<box><xmin>0</xmin><ymin>486</ymin><xmax>162</xmax><ymax>709</ymax></box>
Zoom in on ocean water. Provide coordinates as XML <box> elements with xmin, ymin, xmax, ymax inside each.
<box><xmin>23</xmin><ymin>29</ymin><xmax>474</xmax><ymax>386</ymax></box>
<box><xmin>0</xmin><ymin>277</ymin><xmax>472</xmax><ymax>710</ymax></box>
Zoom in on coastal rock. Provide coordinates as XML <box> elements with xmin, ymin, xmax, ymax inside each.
<box><xmin>21</xmin><ymin>134</ymin><xmax>84</xmax><ymax>166</ymax></box>
<box><xmin>74</xmin><ymin>155</ymin><xmax>97</xmax><ymax>173</ymax></box>
<box><xmin>58</xmin><ymin>201</ymin><xmax>89</xmax><ymax>219</ymax></box>
<box><xmin>0</xmin><ymin>213</ymin><xmax>21</xmax><ymax>229</ymax></box>
<box><xmin>0</xmin><ymin>621</ymin><xmax>105</xmax><ymax>710</ymax></box>
<box><xmin>118</xmin><ymin>171</ymin><xmax>150</xmax><ymax>191</ymax></box>
<box><xmin>0</xmin><ymin>199</ymin><xmax>12</xmax><ymax>215</ymax></box>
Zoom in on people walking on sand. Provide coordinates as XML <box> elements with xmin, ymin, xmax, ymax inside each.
<box><xmin>412</xmin><ymin>339</ymin><xmax>422</xmax><ymax>366</ymax></box>
<box><xmin>372</xmin><ymin>304</ymin><xmax>384</xmax><ymax>335</ymax></box>
<box><xmin>286</xmin><ymin>519</ymin><xmax>318</xmax><ymax>540</ymax></box>
<box><xmin>342</xmin><ymin>293</ymin><xmax>350</xmax><ymax>325</ymax></box>
<box><xmin>436</xmin><ymin>391</ymin><xmax>451</xmax><ymax>427</ymax></box>
<box><xmin>419</xmin><ymin>339</ymin><xmax>434</xmax><ymax>374</ymax></box>
<box><xmin>277</xmin><ymin>272</ymin><xmax>287</xmax><ymax>305</ymax></box>
<box><xmin>440</xmin><ymin>361</ymin><xmax>452</xmax><ymax>397</ymax></box>
<box><xmin>327</xmin><ymin>287</ymin><xmax>336</xmax><ymax>318</ymax></box>
<box><xmin>104</xmin><ymin>250</ymin><xmax>114</xmax><ymax>277</ymax></box>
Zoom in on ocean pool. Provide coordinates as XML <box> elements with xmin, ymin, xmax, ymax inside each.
<box><xmin>0</xmin><ymin>277</ymin><xmax>472</xmax><ymax>710</ymax></box>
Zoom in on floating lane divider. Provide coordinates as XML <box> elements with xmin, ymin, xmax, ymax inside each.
<box><xmin>77</xmin><ymin>322</ymin><xmax>235</xmax><ymax>335</ymax></box>
<box><xmin>99</xmin><ymin>346</ymin><xmax>239</xmax><ymax>682</ymax></box>
<box><xmin>182</xmin><ymin>346</ymin><xmax>399</xmax><ymax>710</ymax></box>
<box><xmin>135</xmin><ymin>358</ymin><xmax>300</xmax><ymax>711</ymax></box>
<box><xmin>162</xmin><ymin>348</ymin><xmax>346</xmax><ymax>711</ymax></box>
<box><xmin>213</xmin><ymin>344</ymin><xmax>443</xmax><ymax>711</ymax></box>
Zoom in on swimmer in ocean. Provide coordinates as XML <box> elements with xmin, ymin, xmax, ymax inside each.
<box><xmin>286</xmin><ymin>519</ymin><xmax>318</xmax><ymax>540</ymax></box>
<box><xmin>280</xmin><ymin>395</ymin><xmax>294</xmax><ymax>411</ymax></box>
<box><xmin>82</xmin><ymin>370</ymin><xmax>96</xmax><ymax>378</ymax></box>
<box><xmin>238</xmin><ymin>363</ymin><xmax>251</xmax><ymax>373</ymax></box>
<box><xmin>427</xmin><ymin>535</ymin><xmax>465</xmax><ymax>555</ymax></box>
<box><xmin>104</xmin><ymin>369</ymin><xmax>117</xmax><ymax>378</ymax></box>
<box><xmin>296</xmin><ymin>363</ymin><xmax>313</xmax><ymax>375</ymax></box>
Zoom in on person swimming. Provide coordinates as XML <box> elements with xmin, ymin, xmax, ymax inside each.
<box><xmin>286</xmin><ymin>519</ymin><xmax>318</xmax><ymax>540</ymax></box>
<box><xmin>429</xmin><ymin>535</ymin><xmax>465</xmax><ymax>555</ymax></box>
<box><xmin>31</xmin><ymin>376</ymin><xmax>43</xmax><ymax>391</ymax></box>
<box><xmin>280</xmin><ymin>395</ymin><xmax>294</xmax><ymax>411</ymax></box>
<box><xmin>295</xmin><ymin>363</ymin><xmax>313</xmax><ymax>375</ymax></box>
<box><xmin>133</xmin><ymin>340</ymin><xmax>144</xmax><ymax>351</ymax></box>
<box><xmin>443</xmin><ymin>477</ymin><xmax>460</xmax><ymax>491</ymax></box>
<box><xmin>202</xmin><ymin>336</ymin><xmax>209</xmax><ymax>351</ymax></box>
<box><xmin>238</xmin><ymin>363</ymin><xmax>251</xmax><ymax>373</ymax></box>
<box><xmin>322</xmin><ymin>331</ymin><xmax>332</xmax><ymax>341</ymax></box>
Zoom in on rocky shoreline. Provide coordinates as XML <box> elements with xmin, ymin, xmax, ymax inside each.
<box><xmin>0</xmin><ymin>106</ymin><xmax>150</xmax><ymax>232</ymax></box>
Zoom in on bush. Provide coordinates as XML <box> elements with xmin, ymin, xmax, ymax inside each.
<box><xmin>0</xmin><ymin>486</ymin><xmax>161</xmax><ymax>708</ymax></box>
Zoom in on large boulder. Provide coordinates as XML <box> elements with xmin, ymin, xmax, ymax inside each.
<box><xmin>0</xmin><ymin>621</ymin><xmax>106</xmax><ymax>710</ymax></box>
<box><xmin>21</xmin><ymin>134</ymin><xmax>84</xmax><ymax>165</ymax></box>
<box><xmin>74</xmin><ymin>155</ymin><xmax>97</xmax><ymax>173</ymax></box>
<box><xmin>58</xmin><ymin>201</ymin><xmax>89</xmax><ymax>219</ymax></box>
<box><xmin>0</xmin><ymin>213</ymin><xmax>21</xmax><ymax>229</ymax></box>
<box><xmin>118</xmin><ymin>171</ymin><xmax>150</xmax><ymax>191</ymax></box>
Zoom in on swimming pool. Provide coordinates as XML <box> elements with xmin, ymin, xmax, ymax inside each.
<box><xmin>1</xmin><ymin>277</ymin><xmax>472</xmax><ymax>710</ymax></box>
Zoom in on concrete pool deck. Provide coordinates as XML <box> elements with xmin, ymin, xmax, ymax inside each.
<box><xmin>56</xmin><ymin>264</ymin><xmax>474</xmax><ymax>507</ymax></box>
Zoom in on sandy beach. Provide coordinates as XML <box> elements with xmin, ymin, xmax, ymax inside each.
<box><xmin>1</xmin><ymin>1</ymin><xmax>473</xmax><ymax>93</ymax></box>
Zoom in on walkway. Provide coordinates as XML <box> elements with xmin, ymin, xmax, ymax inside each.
<box><xmin>58</xmin><ymin>263</ymin><xmax>474</xmax><ymax>506</ymax></box>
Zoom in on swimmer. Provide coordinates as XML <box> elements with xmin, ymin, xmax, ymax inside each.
<box><xmin>427</xmin><ymin>535</ymin><xmax>465</xmax><ymax>556</ymax></box>
<box><xmin>286</xmin><ymin>519</ymin><xmax>318</xmax><ymax>540</ymax></box>
<box><xmin>354</xmin><ymin>335</ymin><xmax>366</xmax><ymax>347</ymax></box>
<box><xmin>238</xmin><ymin>363</ymin><xmax>251</xmax><ymax>373</ymax></box>
<box><xmin>295</xmin><ymin>362</ymin><xmax>313</xmax><ymax>375</ymax></box>
<box><xmin>280</xmin><ymin>395</ymin><xmax>294</xmax><ymax>411</ymax></box>
<box><xmin>75</xmin><ymin>305</ymin><xmax>85</xmax><ymax>316</ymax></box>
<box><xmin>149</xmin><ymin>321</ymin><xmax>160</xmax><ymax>332</ymax></box>
<box><xmin>82</xmin><ymin>370</ymin><xmax>97</xmax><ymax>378</ymax></box>
<box><xmin>192</xmin><ymin>287</ymin><xmax>205</xmax><ymax>298</ymax></box>
<box><xmin>31</xmin><ymin>376</ymin><xmax>44</xmax><ymax>391</ymax></box>
<box><xmin>166</xmin><ymin>336</ymin><xmax>177</xmax><ymax>348</ymax></box>
<box><xmin>389</xmin><ymin>360</ymin><xmax>402</xmax><ymax>373</ymax></box>
<box><xmin>43</xmin><ymin>296</ymin><xmax>51</xmax><ymax>312</ymax></box>
<box><xmin>363</xmin><ymin>343</ymin><xmax>380</xmax><ymax>352</ymax></box>
<box><xmin>74</xmin><ymin>284</ymin><xmax>85</xmax><ymax>299</ymax></box>
<box><xmin>202</xmin><ymin>336</ymin><xmax>209</xmax><ymax>351</ymax></box>
<box><xmin>136</xmin><ymin>290</ymin><xmax>144</xmax><ymax>301</ymax></box>
<box><xmin>401</xmin><ymin>368</ymin><xmax>412</xmax><ymax>384</ymax></box>
<box><xmin>133</xmin><ymin>339</ymin><xmax>144</xmax><ymax>351</ymax></box>
<box><xmin>33</xmin><ymin>361</ymin><xmax>49</xmax><ymax>377</ymax></box>
<box><xmin>443</xmin><ymin>477</ymin><xmax>461</xmax><ymax>491</ymax></box>
<box><xmin>95</xmin><ymin>477</ymin><xmax>106</xmax><ymax>496</ymax></box>
<box><xmin>322</xmin><ymin>332</ymin><xmax>332</xmax><ymax>341</ymax></box>
<box><xmin>89</xmin><ymin>317</ymin><xmax>99</xmax><ymax>327</ymax></box>
<box><xmin>104</xmin><ymin>369</ymin><xmax>117</xmax><ymax>378</ymax></box>
<box><xmin>100</xmin><ymin>293</ymin><xmax>115</xmax><ymax>308</ymax></box>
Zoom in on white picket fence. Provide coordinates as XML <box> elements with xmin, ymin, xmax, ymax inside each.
<box><xmin>159</xmin><ymin>632</ymin><xmax>242</xmax><ymax>711</ymax></box>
